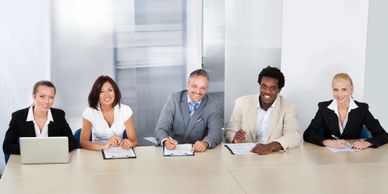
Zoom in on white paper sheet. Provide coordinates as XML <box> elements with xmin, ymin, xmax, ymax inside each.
<box><xmin>163</xmin><ymin>144</ymin><xmax>194</xmax><ymax>156</ymax></box>
<box><xmin>224</xmin><ymin>143</ymin><xmax>256</xmax><ymax>155</ymax></box>
<box><xmin>326</xmin><ymin>146</ymin><xmax>361</xmax><ymax>153</ymax></box>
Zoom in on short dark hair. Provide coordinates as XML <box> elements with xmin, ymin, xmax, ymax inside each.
<box><xmin>88</xmin><ymin>75</ymin><xmax>121</xmax><ymax>109</ymax></box>
<box><xmin>33</xmin><ymin>80</ymin><xmax>56</xmax><ymax>95</ymax></box>
<box><xmin>189</xmin><ymin>69</ymin><xmax>209</xmax><ymax>81</ymax></box>
<box><xmin>258</xmin><ymin>66</ymin><xmax>285</xmax><ymax>89</ymax></box>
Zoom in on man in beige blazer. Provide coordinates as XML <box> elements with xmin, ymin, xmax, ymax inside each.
<box><xmin>225</xmin><ymin>66</ymin><xmax>301</xmax><ymax>155</ymax></box>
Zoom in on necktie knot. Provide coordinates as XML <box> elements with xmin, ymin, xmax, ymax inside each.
<box><xmin>189</xmin><ymin>102</ymin><xmax>199</xmax><ymax>116</ymax></box>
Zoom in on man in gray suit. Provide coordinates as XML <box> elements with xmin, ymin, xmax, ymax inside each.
<box><xmin>155</xmin><ymin>69</ymin><xmax>223</xmax><ymax>152</ymax></box>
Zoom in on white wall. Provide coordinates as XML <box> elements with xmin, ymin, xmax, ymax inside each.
<box><xmin>281</xmin><ymin>0</ymin><xmax>369</xmax><ymax>131</ymax></box>
<box><xmin>365</xmin><ymin>0</ymin><xmax>388</xmax><ymax>129</ymax></box>
<box><xmin>224</xmin><ymin>0</ymin><xmax>283</xmax><ymax>123</ymax></box>
<box><xmin>0</xmin><ymin>0</ymin><xmax>51</xmax><ymax>173</ymax></box>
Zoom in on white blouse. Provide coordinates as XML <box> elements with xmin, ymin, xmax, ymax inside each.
<box><xmin>82</xmin><ymin>104</ymin><xmax>133</xmax><ymax>143</ymax></box>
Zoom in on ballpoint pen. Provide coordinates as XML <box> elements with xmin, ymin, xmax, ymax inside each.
<box><xmin>237</xmin><ymin>129</ymin><xmax>247</xmax><ymax>143</ymax></box>
<box><xmin>331</xmin><ymin>135</ymin><xmax>352</xmax><ymax>148</ymax></box>
<box><xmin>168</xmin><ymin>136</ymin><xmax>178</xmax><ymax>145</ymax></box>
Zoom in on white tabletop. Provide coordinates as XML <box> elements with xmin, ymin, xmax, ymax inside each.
<box><xmin>1</xmin><ymin>143</ymin><xmax>388</xmax><ymax>194</ymax></box>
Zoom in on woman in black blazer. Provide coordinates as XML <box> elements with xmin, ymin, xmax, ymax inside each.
<box><xmin>3</xmin><ymin>81</ymin><xmax>76</xmax><ymax>154</ymax></box>
<box><xmin>304</xmin><ymin>73</ymin><xmax>388</xmax><ymax>149</ymax></box>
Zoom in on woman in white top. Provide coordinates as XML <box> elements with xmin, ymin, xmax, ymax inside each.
<box><xmin>80</xmin><ymin>75</ymin><xmax>137</xmax><ymax>150</ymax></box>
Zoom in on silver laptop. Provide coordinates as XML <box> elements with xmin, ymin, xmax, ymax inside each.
<box><xmin>19</xmin><ymin>137</ymin><xmax>70</xmax><ymax>164</ymax></box>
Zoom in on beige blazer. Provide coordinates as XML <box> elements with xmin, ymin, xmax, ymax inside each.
<box><xmin>224</xmin><ymin>94</ymin><xmax>301</xmax><ymax>150</ymax></box>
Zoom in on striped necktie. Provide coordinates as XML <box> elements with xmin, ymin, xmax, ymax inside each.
<box><xmin>189</xmin><ymin>102</ymin><xmax>200</xmax><ymax>117</ymax></box>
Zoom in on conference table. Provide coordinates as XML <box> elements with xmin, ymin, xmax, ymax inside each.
<box><xmin>1</xmin><ymin>143</ymin><xmax>388</xmax><ymax>194</ymax></box>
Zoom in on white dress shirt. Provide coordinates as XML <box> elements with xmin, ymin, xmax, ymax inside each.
<box><xmin>256</xmin><ymin>97</ymin><xmax>277</xmax><ymax>143</ymax></box>
<box><xmin>26</xmin><ymin>105</ymin><xmax>53</xmax><ymax>137</ymax></box>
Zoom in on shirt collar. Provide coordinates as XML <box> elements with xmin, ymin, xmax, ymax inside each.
<box><xmin>257</xmin><ymin>94</ymin><xmax>278</xmax><ymax>110</ymax></box>
<box><xmin>97</xmin><ymin>103</ymin><xmax>120</xmax><ymax>112</ymax></box>
<box><xmin>26</xmin><ymin>105</ymin><xmax>54</xmax><ymax>122</ymax></box>
<box><xmin>328</xmin><ymin>98</ymin><xmax>358</xmax><ymax>114</ymax></box>
<box><xmin>187</xmin><ymin>95</ymin><xmax>201</xmax><ymax>105</ymax></box>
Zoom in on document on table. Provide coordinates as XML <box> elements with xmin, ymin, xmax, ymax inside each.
<box><xmin>326</xmin><ymin>146</ymin><xmax>361</xmax><ymax>153</ymax></box>
<box><xmin>224</xmin><ymin>143</ymin><xmax>256</xmax><ymax>155</ymax></box>
<box><xmin>102</xmin><ymin>147</ymin><xmax>136</xmax><ymax>159</ymax></box>
<box><xmin>163</xmin><ymin>144</ymin><xmax>194</xmax><ymax>156</ymax></box>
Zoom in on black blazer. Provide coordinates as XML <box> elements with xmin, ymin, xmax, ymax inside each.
<box><xmin>3</xmin><ymin>107</ymin><xmax>77</xmax><ymax>154</ymax></box>
<box><xmin>303</xmin><ymin>100</ymin><xmax>388</xmax><ymax>148</ymax></box>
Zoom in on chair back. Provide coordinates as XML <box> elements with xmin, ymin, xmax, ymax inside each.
<box><xmin>4</xmin><ymin>153</ymin><xmax>10</xmax><ymax>164</ymax></box>
<box><xmin>360</xmin><ymin>126</ymin><xmax>372</xmax><ymax>139</ymax></box>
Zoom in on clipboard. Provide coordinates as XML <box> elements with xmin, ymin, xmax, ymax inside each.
<box><xmin>163</xmin><ymin>144</ymin><xmax>195</xmax><ymax>157</ymax></box>
<box><xmin>102</xmin><ymin>147</ymin><xmax>137</xmax><ymax>159</ymax></box>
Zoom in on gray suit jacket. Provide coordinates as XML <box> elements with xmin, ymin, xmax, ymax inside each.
<box><xmin>224</xmin><ymin>94</ymin><xmax>301</xmax><ymax>151</ymax></box>
<box><xmin>154</xmin><ymin>90</ymin><xmax>223</xmax><ymax>148</ymax></box>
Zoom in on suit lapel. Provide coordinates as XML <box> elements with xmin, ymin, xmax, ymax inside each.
<box><xmin>248</xmin><ymin>96</ymin><xmax>259</xmax><ymax>142</ymax></box>
<box><xmin>326</xmin><ymin>108</ymin><xmax>341</xmax><ymax>137</ymax></box>
<box><xmin>22</xmin><ymin>107</ymin><xmax>37</xmax><ymax>137</ymax></box>
<box><xmin>25</xmin><ymin>121</ymin><xmax>36</xmax><ymax>136</ymax></box>
<box><xmin>266</xmin><ymin>96</ymin><xmax>280</xmax><ymax>139</ymax></box>
<box><xmin>48</xmin><ymin>121</ymin><xmax>55</xmax><ymax>136</ymax></box>
<box><xmin>183</xmin><ymin>95</ymin><xmax>208</xmax><ymax>140</ymax></box>
<box><xmin>179</xmin><ymin>91</ymin><xmax>189</xmax><ymax>126</ymax></box>
<box><xmin>342</xmin><ymin>109</ymin><xmax>356</xmax><ymax>136</ymax></box>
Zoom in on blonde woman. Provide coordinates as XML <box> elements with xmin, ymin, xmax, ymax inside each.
<box><xmin>3</xmin><ymin>81</ymin><xmax>76</xmax><ymax>154</ymax></box>
<box><xmin>304</xmin><ymin>73</ymin><xmax>388</xmax><ymax>149</ymax></box>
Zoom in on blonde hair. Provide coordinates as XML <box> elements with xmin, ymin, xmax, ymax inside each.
<box><xmin>332</xmin><ymin>73</ymin><xmax>353</xmax><ymax>86</ymax></box>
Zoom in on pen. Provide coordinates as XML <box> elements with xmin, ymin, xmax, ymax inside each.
<box><xmin>331</xmin><ymin>135</ymin><xmax>351</xmax><ymax>148</ymax></box>
<box><xmin>168</xmin><ymin>136</ymin><xmax>178</xmax><ymax>145</ymax></box>
<box><xmin>239</xmin><ymin>129</ymin><xmax>247</xmax><ymax>143</ymax></box>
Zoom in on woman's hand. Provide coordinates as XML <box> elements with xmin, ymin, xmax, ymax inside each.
<box><xmin>103</xmin><ymin>141</ymin><xmax>115</xmax><ymax>149</ymax></box>
<box><xmin>119</xmin><ymin>138</ymin><xmax>136</xmax><ymax>149</ymax></box>
<box><xmin>103</xmin><ymin>136</ymin><xmax>120</xmax><ymax>149</ymax></box>
<box><xmin>323</xmin><ymin>139</ymin><xmax>349</xmax><ymax>148</ymax></box>
<box><xmin>351</xmin><ymin>140</ymin><xmax>372</xmax><ymax>150</ymax></box>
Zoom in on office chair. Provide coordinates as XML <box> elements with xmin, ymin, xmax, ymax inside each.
<box><xmin>4</xmin><ymin>153</ymin><xmax>10</xmax><ymax>164</ymax></box>
<box><xmin>74</xmin><ymin>128</ymin><xmax>86</xmax><ymax>149</ymax></box>
<box><xmin>360</xmin><ymin>126</ymin><xmax>372</xmax><ymax>139</ymax></box>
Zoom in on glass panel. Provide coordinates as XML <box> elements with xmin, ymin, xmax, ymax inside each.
<box><xmin>202</xmin><ymin>0</ymin><xmax>225</xmax><ymax>123</ymax></box>
<box><xmin>113</xmin><ymin>0</ymin><xmax>187</xmax><ymax>145</ymax></box>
